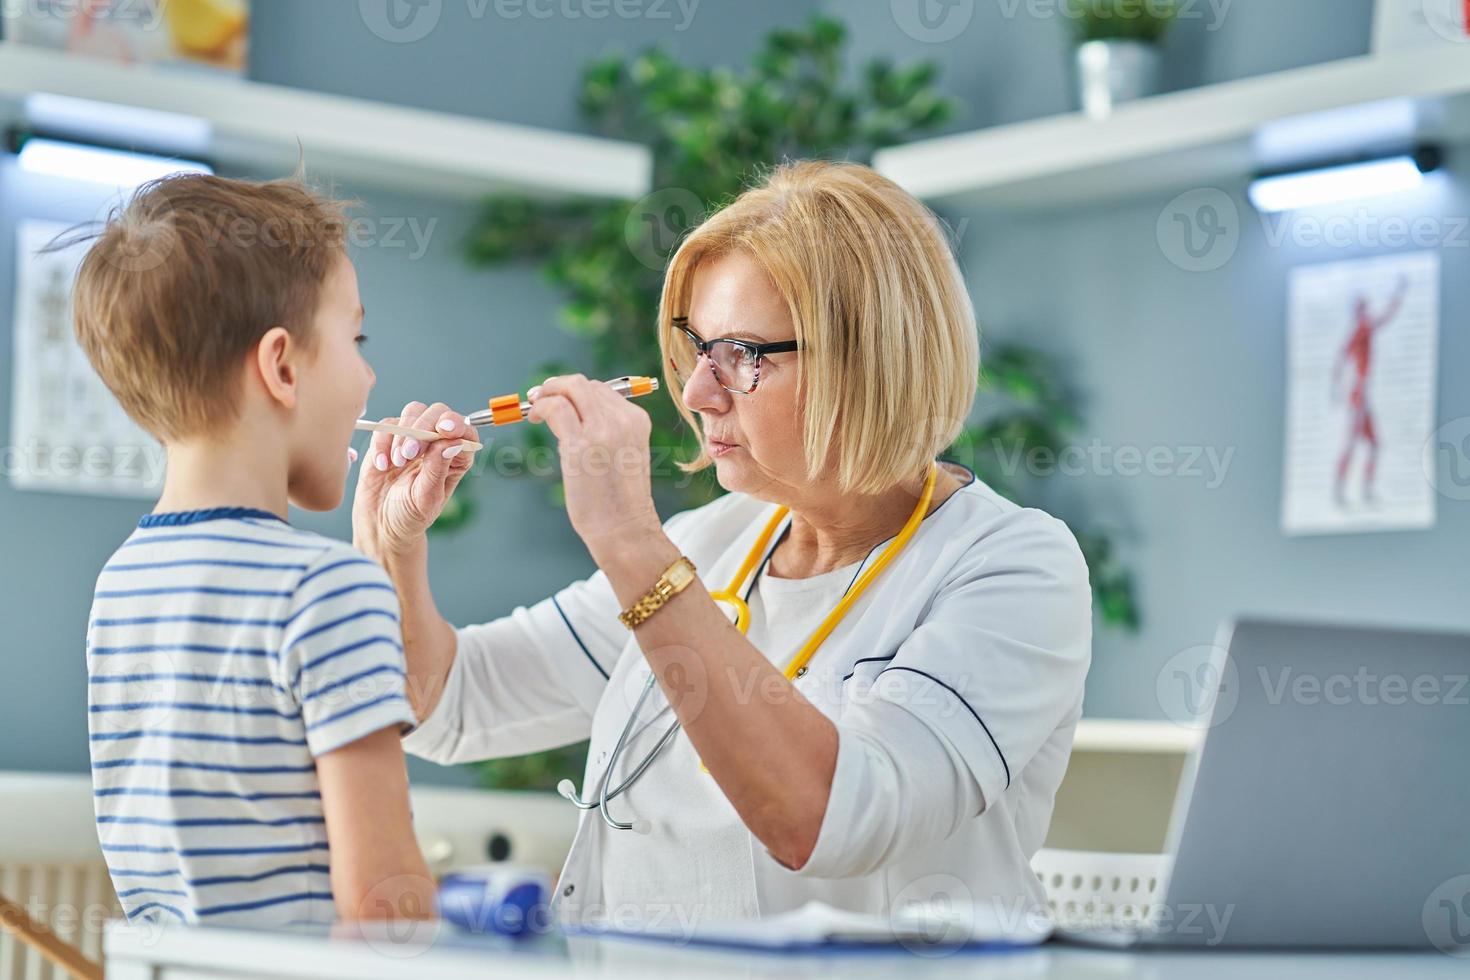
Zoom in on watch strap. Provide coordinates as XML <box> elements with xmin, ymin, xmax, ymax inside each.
<box><xmin>618</xmin><ymin>556</ymin><xmax>698</xmax><ymax>629</ymax></box>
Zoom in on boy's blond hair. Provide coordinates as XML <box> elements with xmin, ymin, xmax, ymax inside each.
<box><xmin>72</xmin><ymin>173</ymin><xmax>353</xmax><ymax>440</ymax></box>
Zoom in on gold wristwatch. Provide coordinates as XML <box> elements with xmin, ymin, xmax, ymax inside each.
<box><xmin>618</xmin><ymin>556</ymin><xmax>698</xmax><ymax>629</ymax></box>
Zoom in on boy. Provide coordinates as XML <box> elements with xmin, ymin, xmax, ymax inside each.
<box><xmin>74</xmin><ymin>174</ymin><xmax>448</xmax><ymax>926</ymax></box>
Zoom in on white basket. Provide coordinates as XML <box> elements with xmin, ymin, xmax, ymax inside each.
<box><xmin>1031</xmin><ymin>847</ymin><xmax>1169</xmax><ymax>930</ymax></box>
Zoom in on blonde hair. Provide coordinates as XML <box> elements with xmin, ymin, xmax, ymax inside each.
<box><xmin>658</xmin><ymin>160</ymin><xmax>980</xmax><ymax>496</ymax></box>
<box><xmin>72</xmin><ymin>173</ymin><xmax>353</xmax><ymax>440</ymax></box>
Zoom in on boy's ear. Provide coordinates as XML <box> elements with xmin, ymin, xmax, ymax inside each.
<box><xmin>255</xmin><ymin>326</ymin><xmax>299</xmax><ymax>411</ymax></box>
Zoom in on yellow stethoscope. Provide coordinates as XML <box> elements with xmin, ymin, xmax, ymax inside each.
<box><xmin>558</xmin><ymin>464</ymin><xmax>940</xmax><ymax>833</ymax></box>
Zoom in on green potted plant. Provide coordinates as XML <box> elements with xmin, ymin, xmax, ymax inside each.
<box><xmin>1070</xmin><ymin>0</ymin><xmax>1179</xmax><ymax>118</ymax></box>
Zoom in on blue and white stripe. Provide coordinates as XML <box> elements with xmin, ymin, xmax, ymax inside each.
<box><xmin>86</xmin><ymin>508</ymin><xmax>415</xmax><ymax>927</ymax></box>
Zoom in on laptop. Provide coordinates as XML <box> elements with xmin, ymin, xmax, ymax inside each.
<box><xmin>1064</xmin><ymin>617</ymin><xmax>1470</xmax><ymax>950</ymax></box>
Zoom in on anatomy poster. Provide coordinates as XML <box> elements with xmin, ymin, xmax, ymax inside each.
<box><xmin>1282</xmin><ymin>252</ymin><xmax>1440</xmax><ymax>535</ymax></box>
<box><xmin>9</xmin><ymin>221</ymin><xmax>165</xmax><ymax>499</ymax></box>
<box><xmin>1372</xmin><ymin>0</ymin><xmax>1470</xmax><ymax>52</ymax></box>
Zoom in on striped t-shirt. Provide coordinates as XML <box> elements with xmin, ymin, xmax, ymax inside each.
<box><xmin>86</xmin><ymin>507</ymin><xmax>416</xmax><ymax>927</ymax></box>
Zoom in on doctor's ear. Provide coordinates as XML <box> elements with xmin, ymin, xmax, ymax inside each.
<box><xmin>255</xmin><ymin>326</ymin><xmax>300</xmax><ymax>411</ymax></box>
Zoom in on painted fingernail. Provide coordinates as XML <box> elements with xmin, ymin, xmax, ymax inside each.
<box><xmin>375</xmin><ymin>453</ymin><xmax>389</xmax><ymax>472</ymax></box>
<box><xmin>392</xmin><ymin>448</ymin><xmax>405</xmax><ymax>467</ymax></box>
<box><xmin>347</xmin><ymin>448</ymin><xmax>359</xmax><ymax>464</ymax></box>
<box><xmin>442</xmin><ymin>445</ymin><xmax>463</xmax><ymax>460</ymax></box>
<box><xmin>403</xmin><ymin>438</ymin><xmax>420</xmax><ymax>460</ymax></box>
<box><xmin>437</xmin><ymin>418</ymin><xmax>457</xmax><ymax>432</ymax></box>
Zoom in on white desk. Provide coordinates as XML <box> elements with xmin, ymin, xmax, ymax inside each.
<box><xmin>104</xmin><ymin>921</ymin><xmax>1464</xmax><ymax>980</ymax></box>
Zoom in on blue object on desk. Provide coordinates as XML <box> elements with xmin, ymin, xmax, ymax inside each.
<box><xmin>437</xmin><ymin>864</ymin><xmax>550</xmax><ymax>937</ymax></box>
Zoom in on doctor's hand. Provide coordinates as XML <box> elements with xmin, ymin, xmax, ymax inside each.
<box><xmin>528</xmin><ymin>374</ymin><xmax>661</xmax><ymax>555</ymax></box>
<box><xmin>351</xmin><ymin>400</ymin><xmax>476</xmax><ymax>563</ymax></box>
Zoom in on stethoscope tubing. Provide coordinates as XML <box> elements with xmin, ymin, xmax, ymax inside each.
<box><xmin>557</xmin><ymin>672</ymin><xmax>681</xmax><ymax>833</ymax></box>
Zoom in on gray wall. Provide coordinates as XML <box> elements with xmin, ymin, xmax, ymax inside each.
<box><xmin>2</xmin><ymin>1</ymin><xmax>1460</xmax><ymax>777</ymax></box>
<box><xmin>843</xmin><ymin>0</ymin><xmax>1375</xmax><ymax>134</ymax></box>
<box><xmin>834</xmin><ymin>0</ymin><xmax>1467</xmax><ymax>719</ymax></box>
<box><xmin>959</xmin><ymin>169</ymin><xmax>1470</xmax><ymax>719</ymax></box>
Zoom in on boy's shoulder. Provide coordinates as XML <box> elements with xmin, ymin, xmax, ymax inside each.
<box><xmin>286</xmin><ymin>530</ymin><xmax>392</xmax><ymax>591</ymax></box>
<box><xmin>121</xmin><ymin>507</ymin><xmax>329</xmax><ymax>555</ymax></box>
<box><xmin>106</xmin><ymin>507</ymin><xmax>394</xmax><ymax>614</ymax></box>
<box><xmin>123</xmin><ymin>508</ymin><xmax>382</xmax><ymax>571</ymax></box>
<box><xmin>210</xmin><ymin>519</ymin><xmax>399</xmax><ymax>626</ymax></box>
<box><xmin>283</xmin><ymin>533</ymin><xmax>398</xmax><ymax>630</ymax></box>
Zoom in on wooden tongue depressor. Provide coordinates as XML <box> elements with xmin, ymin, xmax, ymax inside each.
<box><xmin>354</xmin><ymin>419</ymin><xmax>482</xmax><ymax>451</ymax></box>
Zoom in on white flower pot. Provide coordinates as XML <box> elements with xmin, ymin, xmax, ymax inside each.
<box><xmin>1075</xmin><ymin>39</ymin><xmax>1164</xmax><ymax>119</ymax></box>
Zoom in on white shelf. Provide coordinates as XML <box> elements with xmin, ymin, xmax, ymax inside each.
<box><xmin>874</xmin><ymin>44</ymin><xmax>1470</xmax><ymax>211</ymax></box>
<box><xmin>1072</xmin><ymin>718</ymin><xmax>1202</xmax><ymax>754</ymax></box>
<box><xmin>0</xmin><ymin>43</ymin><xmax>652</xmax><ymax>200</ymax></box>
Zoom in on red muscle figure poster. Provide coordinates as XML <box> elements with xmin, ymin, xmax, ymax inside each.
<box><xmin>1282</xmin><ymin>252</ymin><xmax>1440</xmax><ymax>535</ymax></box>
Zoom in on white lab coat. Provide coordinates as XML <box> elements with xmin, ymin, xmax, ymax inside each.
<box><xmin>403</xmin><ymin>465</ymin><xmax>1093</xmax><ymax>927</ymax></box>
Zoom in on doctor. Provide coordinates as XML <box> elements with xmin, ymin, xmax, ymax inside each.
<box><xmin>351</xmin><ymin>161</ymin><xmax>1092</xmax><ymax>928</ymax></box>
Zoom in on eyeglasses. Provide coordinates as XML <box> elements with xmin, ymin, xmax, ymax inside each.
<box><xmin>668</xmin><ymin>318</ymin><xmax>800</xmax><ymax>394</ymax></box>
